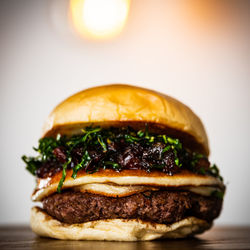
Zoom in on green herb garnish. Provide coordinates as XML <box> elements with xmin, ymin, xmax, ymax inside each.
<box><xmin>22</xmin><ymin>126</ymin><xmax>223</xmax><ymax>192</ymax></box>
<box><xmin>210</xmin><ymin>164</ymin><xmax>223</xmax><ymax>181</ymax></box>
<box><xmin>137</xmin><ymin>130</ymin><xmax>144</xmax><ymax>138</ymax></box>
<box><xmin>97</xmin><ymin>135</ymin><xmax>107</xmax><ymax>152</ymax></box>
<box><xmin>71</xmin><ymin>151</ymin><xmax>91</xmax><ymax>179</ymax></box>
<box><xmin>103</xmin><ymin>161</ymin><xmax>120</xmax><ymax>170</ymax></box>
<box><xmin>190</xmin><ymin>153</ymin><xmax>204</xmax><ymax>168</ymax></box>
<box><xmin>211</xmin><ymin>190</ymin><xmax>225</xmax><ymax>199</ymax></box>
<box><xmin>22</xmin><ymin>156</ymin><xmax>40</xmax><ymax>175</ymax></box>
<box><xmin>57</xmin><ymin>157</ymin><xmax>71</xmax><ymax>193</ymax></box>
<box><xmin>34</xmin><ymin>137</ymin><xmax>61</xmax><ymax>161</ymax></box>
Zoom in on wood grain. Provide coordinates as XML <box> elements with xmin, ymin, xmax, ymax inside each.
<box><xmin>0</xmin><ymin>226</ymin><xmax>249</xmax><ymax>250</ymax></box>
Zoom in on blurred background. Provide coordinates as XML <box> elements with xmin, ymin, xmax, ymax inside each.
<box><xmin>0</xmin><ymin>0</ymin><xmax>249</xmax><ymax>225</ymax></box>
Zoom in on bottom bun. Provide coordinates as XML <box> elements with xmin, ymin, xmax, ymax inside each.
<box><xmin>30</xmin><ymin>207</ymin><xmax>211</xmax><ymax>241</ymax></box>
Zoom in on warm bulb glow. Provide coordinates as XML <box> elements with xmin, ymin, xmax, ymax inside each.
<box><xmin>70</xmin><ymin>0</ymin><xmax>130</xmax><ymax>40</ymax></box>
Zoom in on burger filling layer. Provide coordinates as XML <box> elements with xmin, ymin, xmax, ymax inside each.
<box><xmin>42</xmin><ymin>190</ymin><xmax>222</xmax><ymax>225</ymax></box>
<box><xmin>22</xmin><ymin>126</ymin><xmax>223</xmax><ymax>193</ymax></box>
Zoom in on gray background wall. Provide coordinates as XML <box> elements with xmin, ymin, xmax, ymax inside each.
<box><xmin>0</xmin><ymin>0</ymin><xmax>249</xmax><ymax>225</ymax></box>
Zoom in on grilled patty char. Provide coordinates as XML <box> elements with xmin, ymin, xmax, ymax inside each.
<box><xmin>43</xmin><ymin>190</ymin><xmax>222</xmax><ymax>225</ymax></box>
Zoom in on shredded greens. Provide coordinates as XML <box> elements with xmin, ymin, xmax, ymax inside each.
<box><xmin>22</xmin><ymin>126</ymin><xmax>223</xmax><ymax>192</ymax></box>
<box><xmin>57</xmin><ymin>158</ymin><xmax>71</xmax><ymax>193</ymax></box>
<box><xmin>211</xmin><ymin>190</ymin><xmax>225</xmax><ymax>199</ymax></box>
<box><xmin>71</xmin><ymin>151</ymin><xmax>91</xmax><ymax>179</ymax></box>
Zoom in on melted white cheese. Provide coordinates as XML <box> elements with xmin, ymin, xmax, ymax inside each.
<box><xmin>73</xmin><ymin>183</ymin><xmax>219</xmax><ymax>197</ymax></box>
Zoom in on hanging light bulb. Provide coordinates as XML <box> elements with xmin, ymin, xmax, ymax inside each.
<box><xmin>69</xmin><ymin>0</ymin><xmax>130</xmax><ymax>40</ymax></box>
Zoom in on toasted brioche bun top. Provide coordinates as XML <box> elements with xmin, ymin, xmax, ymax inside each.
<box><xmin>43</xmin><ymin>84</ymin><xmax>209</xmax><ymax>155</ymax></box>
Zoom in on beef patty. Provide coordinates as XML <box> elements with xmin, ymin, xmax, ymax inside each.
<box><xmin>42</xmin><ymin>190</ymin><xmax>222</xmax><ymax>225</ymax></box>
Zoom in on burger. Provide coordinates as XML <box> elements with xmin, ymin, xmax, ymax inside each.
<box><xmin>22</xmin><ymin>84</ymin><xmax>225</xmax><ymax>241</ymax></box>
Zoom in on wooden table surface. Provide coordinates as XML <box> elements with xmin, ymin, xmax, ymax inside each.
<box><xmin>0</xmin><ymin>226</ymin><xmax>249</xmax><ymax>250</ymax></box>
